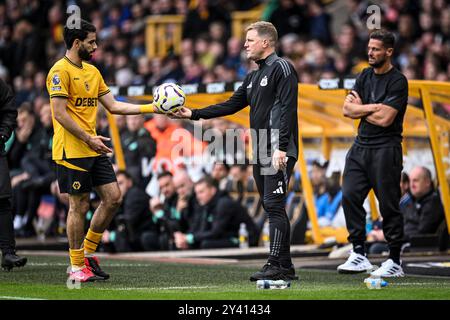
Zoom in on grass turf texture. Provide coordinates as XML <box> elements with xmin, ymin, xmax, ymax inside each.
<box><xmin>0</xmin><ymin>255</ymin><xmax>449</xmax><ymax>300</ymax></box>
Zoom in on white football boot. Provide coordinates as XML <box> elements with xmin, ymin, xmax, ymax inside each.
<box><xmin>370</xmin><ymin>259</ymin><xmax>405</xmax><ymax>278</ymax></box>
<box><xmin>337</xmin><ymin>251</ymin><xmax>374</xmax><ymax>274</ymax></box>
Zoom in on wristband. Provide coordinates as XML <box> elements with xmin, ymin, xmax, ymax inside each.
<box><xmin>140</xmin><ymin>103</ymin><xmax>156</xmax><ymax>113</ymax></box>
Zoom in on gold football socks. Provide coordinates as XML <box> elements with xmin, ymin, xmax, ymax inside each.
<box><xmin>69</xmin><ymin>248</ymin><xmax>85</xmax><ymax>272</ymax></box>
<box><xmin>84</xmin><ymin>229</ymin><xmax>103</xmax><ymax>257</ymax></box>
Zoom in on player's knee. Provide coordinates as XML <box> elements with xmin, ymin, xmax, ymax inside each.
<box><xmin>106</xmin><ymin>192</ymin><xmax>122</xmax><ymax>209</ymax></box>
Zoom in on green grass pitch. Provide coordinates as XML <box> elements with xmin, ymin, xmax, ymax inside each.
<box><xmin>0</xmin><ymin>255</ymin><xmax>449</xmax><ymax>300</ymax></box>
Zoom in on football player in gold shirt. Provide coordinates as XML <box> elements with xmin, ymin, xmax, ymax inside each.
<box><xmin>47</xmin><ymin>19</ymin><xmax>158</xmax><ymax>282</ymax></box>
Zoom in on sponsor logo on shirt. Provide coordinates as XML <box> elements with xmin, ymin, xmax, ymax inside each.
<box><xmin>75</xmin><ymin>97</ymin><xmax>98</xmax><ymax>107</ymax></box>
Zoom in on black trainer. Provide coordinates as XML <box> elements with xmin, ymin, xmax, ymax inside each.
<box><xmin>85</xmin><ymin>256</ymin><xmax>110</xmax><ymax>280</ymax></box>
<box><xmin>281</xmin><ymin>265</ymin><xmax>299</xmax><ymax>280</ymax></box>
<box><xmin>2</xmin><ymin>253</ymin><xmax>27</xmax><ymax>271</ymax></box>
<box><xmin>250</xmin><ymin>263</ymin><xmax>286</xmax><ymax>281</ymax></box>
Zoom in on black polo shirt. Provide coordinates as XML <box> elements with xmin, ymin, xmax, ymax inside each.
<box><xmin>352</xmin><ymin>67</ymin><xmax>408</xmax><ymax>147</ymax></box>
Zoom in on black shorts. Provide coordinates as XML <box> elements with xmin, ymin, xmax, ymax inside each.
<box><xmin>56</xmin><ymin>155</ymin><xmax>117</xmax><ymax>194</ymax></box>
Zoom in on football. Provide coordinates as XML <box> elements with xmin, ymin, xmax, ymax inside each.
<box><xmin>153</xmin><ymin>83</ymin><xmax>186</xmax><ymax>113</ymax></box>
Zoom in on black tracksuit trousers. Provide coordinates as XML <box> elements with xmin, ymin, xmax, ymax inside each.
<box><xmin>253</xmin><ymin>158</ymin><xmax>296</xmax><ymax>268</ymax></box>
<box><xmin>342</xmin><ymin>145</ymin><xmax>404</xmax><ymax>259</ymax></box>
<box><xmin>0</xmin><ymin>155</ymin><xmax>15</xmax><ymax>255</ymax></box>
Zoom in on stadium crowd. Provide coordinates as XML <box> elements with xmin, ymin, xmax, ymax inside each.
<box><xmin>0</xmin><ymin>0</ymin><xmax>448</xmax><ymax>252</ymax></box>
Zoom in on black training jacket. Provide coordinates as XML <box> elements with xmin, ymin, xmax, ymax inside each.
<box><xmin>191</xmin><ymin>52</ymin><xmax>299</xmax><ymax>164</ymax></box>
<box><xmin>0</xmin><ymin>79</ymin><xmax>17</xmax><ymax>149</ymax></box>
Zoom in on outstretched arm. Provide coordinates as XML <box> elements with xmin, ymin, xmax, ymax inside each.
<box><xmin>171</xmin><ymin>81</ymin><xmax>249</xmax><ymax>120</ymax></box>
<box><xmin>99</xmin><ymin>92</ymin><xmax>160</xmax><ymax>115</ymax></box>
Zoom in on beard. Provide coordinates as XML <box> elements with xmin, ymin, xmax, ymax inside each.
<box><xmin>78</xmin><ymin>46</ymin><xmax>92</xmax><ymax>61</ymax></box>
<box><xmin>369</xmin><ymin>56</ymin><xmax>387</xmax><ymax>68</ymax></box>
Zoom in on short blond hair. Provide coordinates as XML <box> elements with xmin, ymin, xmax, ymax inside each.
<box><xmin>246</xmin><ymin>21</ymin><xmax>278</xmax><ymax>47</ymax></box>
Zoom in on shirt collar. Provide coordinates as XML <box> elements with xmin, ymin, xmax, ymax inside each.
<box><xmin>256</xmin><ymin>52</ymin><xmax>278</xmax><ymax>67</ymax></box>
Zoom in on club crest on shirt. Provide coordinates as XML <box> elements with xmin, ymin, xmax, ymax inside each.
<box><xmin>84</xmin><ymin>81</ymin><xmax>90</xmax><ymax>91</ymax></box>
<box><xmin>260</xmin><ymin>76</ymin><xmax>268</xmax><ymax>87</ymax></box>
<box><xmin>72</xmin><ymin>181</ymin><xmax>81</xmax><ymax>190</ymax></box>
<box><xmin>52</xmin><ymin>74</ymin><xmax>60</xmax><ymax>85</ymax></box>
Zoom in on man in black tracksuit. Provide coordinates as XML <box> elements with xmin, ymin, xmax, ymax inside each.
<box><xmin>0</xmin><ymin>78</ymin><xmax>27</xmax><ymax>270</ymax></box>
<box><xmin>337</xmin><ymin>30</ymin><xmax>408</xmax><ymax>278</ymax></box>
<box><xmin>173</xmin><ymin>21</ymin><xmax>299</xmax><ymax>281</ymax></box>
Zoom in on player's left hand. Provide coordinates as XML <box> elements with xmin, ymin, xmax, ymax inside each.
<box><xmin>272</xmin><ymin>149</ymin><xmax>287</xmax><ymax>171</ymax></box>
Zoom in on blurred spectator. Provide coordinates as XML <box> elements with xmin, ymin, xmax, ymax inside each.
<box><xmin>308</xmin><ymin>0</ymin><xmax>332</xmax><ymax>45</ymax></box>
<box><xmin>182</xmin><ymin>0</ymin><xmax>231</xmax><ymax>41</ymax></box>
<box><xmin>147</xmin><ymin>171</ymin><xmax>189</xmax><ymax>250</ymax></box>
<box><xmin>279</xmin><ymin>33</ymin><xmax>300</xmax><ymax>60</ymax></box>
<box><xmin>399</xmin><ymin>171</ymin><xmax>412</xmax><ymax>210</ymax></box>
<box><xmin>207</xmin><ymin>118</ymin><xmax>246</xmax><ymax>165</ymax></box>
<box><xmin>226</xmin><ymin>163</ymin><xmax>252</xmax><ymax>203</ymax></box>
<box><xmin>173</xmin><ymin>169</ymin><xmax>199</xmax><ymax>231</ymax></box>
<box><xmin>121</xmin><ymin>114</ymin><xmax>157</xmax><ymax>188</ymax></box>
<box><xmin>404</xmin><ymin>166</ymin><xmax>445</xmax><ymax>236</ymax></box>
<box><xmin>194</xmin><ymin>35</ymin><xmax>216</xmax><ymax>71</ymax></box>
<box><xmin>211</xmin><ymin>161</ymin><xmax>230</xmax><ymax>190</ymax></box>
<box><xmin>209</xmin><ymin>21</ymin><xmax>228</xmax><ymax>46</ymax></box>
<box><xmin>160</xmin><ymin>54</ymin><xmax>184</xmax><ymax>84</ymax></box>
<box><xmin>9</xmin><ymin>102</ymin><xmax>50</xmax><ymax>236</ymax></box>
<box><xmin>269</xmin><ymin>0</ymin><xmax>309</xmax><ymax>39</ymax></box>
<box><xmin>310</xmin><ymin>159</ymin><xmax>329</xmax><ymax>207</ymax></box>
<box><xmin>102</xmin><ymin>170</ymin><xmax>153</xmax><ymax>252</ymax></box>
<box><xmin>174</xmin><ymin>176</ymin><xmax>258</xmax><ymax>249</ymax></box>
<box><xmin>316</xmin><ymin>172</ymin><xmax>343</xmax><ymax>227</ymax></box>
<box><xmin>144</xmin><ymin>114</ymin><xmax>205</xmax><ymax>177</ymax></box>
<box><xmin>368</xmin><ymin>166</ymin><xmax>446</xmax><ymax>254</ymax></box>
<box><xmin>345</xmin><ymin>0</ymin><xmax>372</xmax><ymax>40</ymax></box>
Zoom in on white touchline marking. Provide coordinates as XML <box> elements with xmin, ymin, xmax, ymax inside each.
<box><xmin>27</xmin><ymin>263</ymin><xmax>154</xmax><ymax>267</ymax></box>
<box><xmin>0</xmin><ymin>296</ymin><xmax>46</xmax><ymax>300</ymax></box>
<box><xmin>97</xmin><ymin>286</ymin><xmax>217</xmax><ymax>291</ymax></box>
<box><xmin>393</xmin><ymin>282</ymin><xmax>447</xmax><ymax>286</ymax></box>
<box><xmin>159</xmin><ymin>286</ymin><xmax>216</xmax><ymax>290</ymax></box>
